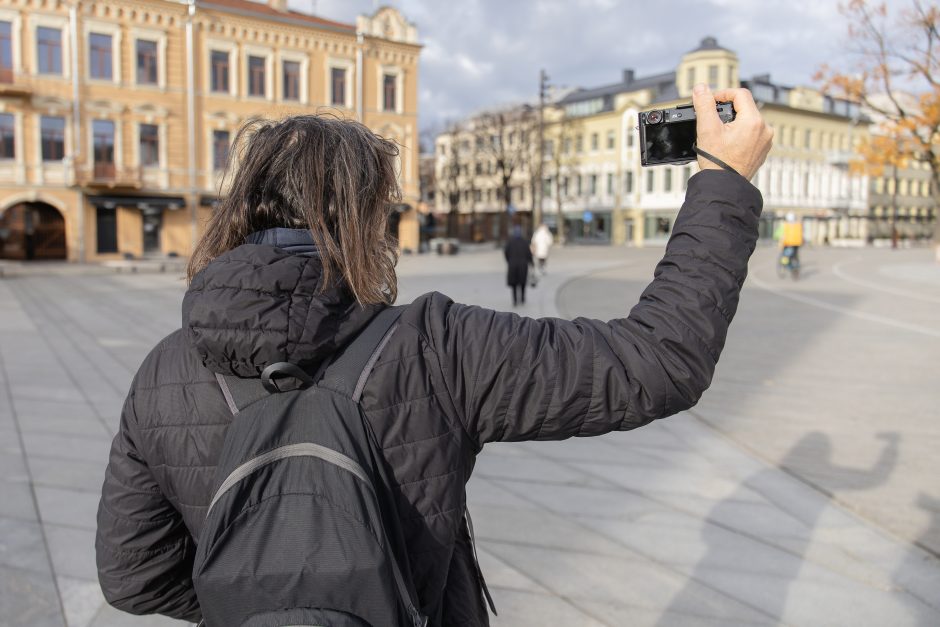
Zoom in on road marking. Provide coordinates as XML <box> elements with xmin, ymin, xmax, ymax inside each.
<box><xmin>749</xmin><ymin>274</ymin><xmax>940</xmax><ymax>339</ymax></box>
<box><xmin>831</xmin><ymin>257</ymin><xmax>940</xmax><ymax>305</ymax></box>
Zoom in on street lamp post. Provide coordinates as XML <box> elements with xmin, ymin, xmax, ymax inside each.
<box><xmin>535</xmin><ymin>69</ymin><xmax>549</xmax><ymax>229</ymax></box>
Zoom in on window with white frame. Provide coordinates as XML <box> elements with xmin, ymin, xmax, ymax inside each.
<box><xmin>0</xmin><ymin>21</ymin><xmax>13</xmax><ymax>78</ymax></box>
<box><xmin>85</xmin><ymin>21</ymin><xmax>121</xmax><ymax>83</ymax></box>
<box><xmin>136</xmin><ymin>39</ymin><xmax>158</xmax><ymax>85</ymax></box>
<box><xmin>248</xmin><ymin>55</ymin><xmax>266</xmax><ymax>97</ymax></box>
<box><xmin>279</xmin><ymin>51</ymin><xmax>308</xmax><ymax>103</ymax></box>
<box><xmin>328</xmin><ymin>59</ymin><xmax>353</xmax><ymax>108</ymax></box>
<box><xmin>210</xmin><ymin>50</ymin><xmax>228</xmax><ymax>93</ymax></box>
<box><xmin>0</xmin><ymin>113</ymin><xmax>14</xmax><ymax>159</ymax></box>
<box><xmin>139</xmin><ymin>123</ymin><xmax>159</xmax><ymax>167</ymax></box>
<box><xmin>207</xmin><ymin>41</ymin><xmax>236</xmax><ymax>96</ymax></box>
<box><xmin>212</xmin><ymin>129</ymin><xmax>231</xmax><ymax>170</ymax></box>
<box><xmin>378</xmin><ymin>66</ymin><xmax>402</xmax><ymax>113</ymax></box>
<box><xmin>37</xmin><ymin>26</ymin><xmax>62</xmax><ymax>75</ymax></box>
<box><xmin>283</xmin><ymin>60</ymin><xmax>300</xmax><ymax>101</ymax></box>
<box><xmin>40</xmin><ymin>116</ymin><xmax>66</xmax><ymax>161</ymax></box>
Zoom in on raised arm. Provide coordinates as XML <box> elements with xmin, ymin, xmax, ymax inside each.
<box><xmin>428</xmin><ymin>85</ymin><xmax>773</xmax><ymax>447</ymax></box>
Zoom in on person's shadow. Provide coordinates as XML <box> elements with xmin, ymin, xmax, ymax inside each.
<box><xmin>656</xmin><ymin>431</ymin><xmax>899</xmax><ymax>625</ymax></box>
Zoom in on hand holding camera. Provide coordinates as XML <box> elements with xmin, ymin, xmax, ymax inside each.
<box><xmin>639</xmin><ymin>83</ymin><xmax>773</xmax><ymax>181</ymax></box>
<box><xmin>691</xmin><ymin>83</ymin><xmax>773</xmax><ymax>180</ymax></box>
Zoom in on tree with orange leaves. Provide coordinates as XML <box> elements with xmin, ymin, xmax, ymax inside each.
<box><xmin>817</xmin><ymin>0</ymin><xmax>940</xmax><ymax>255</ymax></box>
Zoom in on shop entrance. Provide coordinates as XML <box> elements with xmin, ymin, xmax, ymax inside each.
<box><xmin>0</xmin><ymin>202</ymin><xmax>67</xmax><ymax>260</ymax></box>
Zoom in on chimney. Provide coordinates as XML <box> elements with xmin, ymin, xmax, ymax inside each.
<box><xmin>268</xmin><ymin>0</ymin><xmax>288</xmax><ymax>12</ymax></box>
<box><xmin>622</xmin><ymin>68</ymin><xmax>635</xmax><ymax>84</ymax></box>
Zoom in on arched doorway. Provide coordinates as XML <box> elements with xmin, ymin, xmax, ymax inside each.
<box><xmin>0</xmin><ymin>202</ymin><xmax>67</xmax><ymax>260</ymax></box>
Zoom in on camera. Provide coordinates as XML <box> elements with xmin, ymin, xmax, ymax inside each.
<box><xmin>639</xmin><ymin>102</ymin><xmax>735</xmax><ymax>167</ymax></box>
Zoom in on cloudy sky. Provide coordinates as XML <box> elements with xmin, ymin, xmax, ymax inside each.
<box><xmin>290</xmin><ymin>0</ymin><xmax>907</xmax><ymax>133</ymax></box>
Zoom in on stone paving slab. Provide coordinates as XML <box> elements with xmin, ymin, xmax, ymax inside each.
<box><xmin>1</xmin><ymin>246</ymin><xmax>938</xmax><ymax>626</ymax></box>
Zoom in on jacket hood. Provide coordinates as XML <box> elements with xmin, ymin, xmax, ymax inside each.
<box><xmin>182</xmin><ymin>243</ymin><xmax>381</xmax><ymax>377</ymax></box>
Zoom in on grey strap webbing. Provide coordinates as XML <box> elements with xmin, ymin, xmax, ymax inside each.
<box><xmin>319</xmin><ymin>306</ymin><xmax>403</xmax><ymax>401</ymax></box>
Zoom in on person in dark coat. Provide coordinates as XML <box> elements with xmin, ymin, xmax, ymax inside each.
<box><xmin>96</xmin><ymin>84</ymin><xmax>774</xmax><ymax>627</ymax></box>
<box><xmin>504</xmin><ymin>225</ymin><xmax>533</xmax><ymax>306</ymax></box>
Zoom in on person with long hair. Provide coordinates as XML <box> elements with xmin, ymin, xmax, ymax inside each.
<box><xmin>97</xmin><ymin>84</ymin><xmax>773</xmax><ymax>626</ymax></box>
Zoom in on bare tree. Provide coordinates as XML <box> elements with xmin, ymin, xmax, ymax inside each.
<box><xmin>473</xmin><ymin>106</ymin><xmax>538</xmax><ymax>239</ymax></box>
<box><xmin>816</xmin><ymin>0</ymin><xmax>940</xmax><ymax>257</ymax></box>
<box><xmin>437</xmin><ymin>122</ymin><xmax>464</xmax><ymax>239</ymax></box>
<box><xmin>544</xmin><ymin>112</ymin><xmax>583</xmax><ymax>245</ymax></box>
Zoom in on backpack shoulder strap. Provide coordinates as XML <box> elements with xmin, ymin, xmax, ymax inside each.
<box><xmin>319</xmin><ymin>305</ymin><xmax>404</xmax><ymax>401</ymax></box>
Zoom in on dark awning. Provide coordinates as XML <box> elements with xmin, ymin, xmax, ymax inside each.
<box><xmin>87</xmin><ymin>195</ymin><xmax>186</xmax><ymax>211</ymax></box>
<box><xmin>199</xmin><ymin>195</ymin><xmax>221</xmax><ymax>208</ymax></box>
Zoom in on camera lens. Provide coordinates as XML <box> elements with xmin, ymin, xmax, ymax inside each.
<box><xmin>646</xmin><ymin>110</ymin><xmax>663</xmax><ymax>124</ymax></box>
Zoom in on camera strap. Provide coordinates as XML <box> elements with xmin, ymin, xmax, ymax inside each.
<box><xmin>693</xmin><ymin>146</ymin><xmax>739</xmax><ymax>177</ymax></box>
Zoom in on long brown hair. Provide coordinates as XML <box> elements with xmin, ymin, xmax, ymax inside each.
<box><xmin>188</xmin><ymin>115</ymin><xmax>401</xmax><ymax>305</ymax></box>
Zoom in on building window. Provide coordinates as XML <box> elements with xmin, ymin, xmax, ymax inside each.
<box><xmin>646</xmin><ymin>169</ymin><xmax>655</xmax><ymax>193</ymax></box>
<box><xmin>687</xmin><ymin>66</ymin><xmax>695</xmax><ymax>89</ymax></box>
<box><xmin>283</xmin><ymin>60</ymin><xmax>300</xmax><ymax>101</ymax></box>
<box><xmin>383</xmin><ymin>73</ymin><xmax>396</xmax><ymax>112</ymax></box>
<box><xmin>210</xmin><ymin>50</ymin><xmax>229</xmax><ymax>93</ymax></box>
<box><xmin>139</xmin><ymin>123</ymin><xmax>159</xmax><ymax>167</ymax></box>
<box><xmin>626</xmin><ymin>127</ymin><xmax>634</xmax><ymax>148</ymax></box>
<box><xmin>576</xmin><ymin>174</ymin><xmax>582</xmax><ymax>196</ymax></box>
<box><xmin>37</xmin><ymin>26</ymin><xmax>62</xmax><ymax>75</ymax></box>
<box><xmin>89</xmin><ymin>33</ymin><xmax>113</xmax><ymax>80</ymax></box>
<box><xmin>136</xmin><ymin>39</ymin><xmax>158</xmax><ymax>85</ymax></box>
<box><xmin>708</xmin><ymin>64</ymin><xmax>718</xmax><ymax>87</ymax></box>
<box><xmin>589</xmin><ymin>174</ymin><xmax>597</xmax><ymax>195</ymax></box>
<box><xmin>563</xmin><ymin>137</ymin><xmax>571</xmax><ymax>154</ymax></box>
<box><xmin>624</xmin><ymin>171</ymin><xmax>633</xmax><ymax>194</ymax></box>
<box><xmin>664</xmin><ymin>168</ymin><xmax>673</xmax><ymax>192</ymax></box>
<box><xmin>0</xmin><ymin>21</ymin><xmax>11</xmax><ymax>79</ymax></box>
<box><xmin>683</xmin><ymin>165</ymin><xmax>692</xmax><ymax>188</ymax></box>
<box><xmin>0</xmin><ymin>113</ymin><xmax>14</xmax><ymax>159</ymax></box>
<box><xmin>606</xmin><ymin>130</ymin><xmax>615</xmax><ymax>150</ymax></box>
<box><xmin>591</xmin><ymin>133</ymin><xmax>598</xmax><ymax>151</ymax></box>
<box><xmin>40</xmin><ymin>116</ymin><xmax>65</xmax><ymax>161</ymax></box>
<box><xmin>212</xmin><ymin>129</ymin><xmax>230</xmax><ymax>170</ymax></box>
<box><xmin>606</xmin><ymin>172</ymin><xmax>614</xmax><ymax>195</ymax></box>
<box><xmin>576</xmin><ymin>135</ymin><xmax>583</xmax><ymax>153</ymax></box>
<box><xmin>804</xmin><ymin>129</ymin><xmax>812</xmax><ymax>149</ymax></box>
<box><xmin>96</xmin><ymin>208</ymin><xmax>118</xmax><ymax>253</ymax></box>
<box><xmin>331</xmin><ymin>67</ymin><xmax>346</xmax><ymax>106</ymax></box>
<box><xmin>248</xmin><ymin>55</ymin><xmax>266</xmax><ymax>97</ymax></box>
<box><xmin>92</xmin><ymin>120</ymin><xmax>115</xmax><ymax>177</ymax></box>
<box><xmin>729</xmin><ymin>64</ymin><xmax>735</xmax><ymax>85</ymax></box>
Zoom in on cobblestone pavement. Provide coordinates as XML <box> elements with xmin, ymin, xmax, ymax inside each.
<box><xmin>1</xmin><ymin>245</ymin><xmax>938</xmax><ymax>626</ymax></box>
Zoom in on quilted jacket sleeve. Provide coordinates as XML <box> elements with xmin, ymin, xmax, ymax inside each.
<box><xmin>426</xmin><ymin>169</ymin><xmax>763</xmax><ymax>447</ymax></box>
<box><xmin>95</xmin><ymin>381</ymin><xmax>202</xmax><ymax>622</ymax></box>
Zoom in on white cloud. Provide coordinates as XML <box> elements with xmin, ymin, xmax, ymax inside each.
<box><xmin>291</xmin><ymin>0</ymin><xmax>913</xmax><ymax>131</ymax></box>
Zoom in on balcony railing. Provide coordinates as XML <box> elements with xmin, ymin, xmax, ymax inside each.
<box><xmin>77</xmin><ymin>163</ymin><xmax>143</xmax><ymax>188</ymax></box>
<box><xmin>0</xmin><ymin>69</ymin><xmax>33</xmax><ymax>97</ymax></box>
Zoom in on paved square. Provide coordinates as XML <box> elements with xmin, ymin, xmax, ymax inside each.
<box><xmin>1</xmin><ymin>245</ymin><xmax>938</xmax><ymax>626</ymax></box>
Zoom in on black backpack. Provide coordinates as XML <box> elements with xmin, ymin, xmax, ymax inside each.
<box><xmin>192</xmin><ymin>307</ymin><xmax>426</xmax><ymax>627</ymax></box>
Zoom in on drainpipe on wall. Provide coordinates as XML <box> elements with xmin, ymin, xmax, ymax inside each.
<box><xmin>69</xmin><ymin>2</ymin><xmax>83</xmax><ymax>262</ymax></box>
<box><xmin>356</xmin><ymin>31</ymin><xmax>363</xmax><ymax>122</ymax></box>
<box><xmin>186</xmin><ymin>0</ymin><xmax>197</xmax><ymax>252</ymax></box>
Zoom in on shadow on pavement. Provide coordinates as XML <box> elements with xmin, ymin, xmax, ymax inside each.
<box><xmin>656</xmin><ymin>431</ymin><xmax>899</xmax><ymax>625</ymax></box>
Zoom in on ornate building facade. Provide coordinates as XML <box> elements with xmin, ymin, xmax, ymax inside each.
<box><xmin>0</xmin><ymin>0</ymin><xmax>420</xmax><ymax>262</ymax></box>
<box><xmin>434</xmin><ymin>37</ymin><xmax>933</xmax><ymax>246</ymax></box>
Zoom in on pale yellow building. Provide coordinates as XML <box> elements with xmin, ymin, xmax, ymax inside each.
<box><xmin>0</xmin><ymin>0</ymin><xmax>421</xmax><ymax>262</ymax></box>
<box><xmin>436</xmin><ymin>36</ymin><xmax>927</xmax><ymax>247</ymax></box>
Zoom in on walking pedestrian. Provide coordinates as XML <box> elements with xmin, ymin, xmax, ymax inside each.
<box><xmin>531</xmin><ymin>223</ymin><xmax>553</xmax><ymax>274</ymax></box>
<box><xmin>96</xmin><ymin>82</ymin><xmax>773</xmax><ymax>627</ymax></box>
<box><xmin>504</xmin><ymin>225</ymin><xmax>533</xmax><ymax>306</ymax></box>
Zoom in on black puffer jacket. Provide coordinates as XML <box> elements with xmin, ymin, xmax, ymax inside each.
<box><xmin>96</xmin><ymin>170</ymin><xmax>762</xmax><ymax>625</ymax></box>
